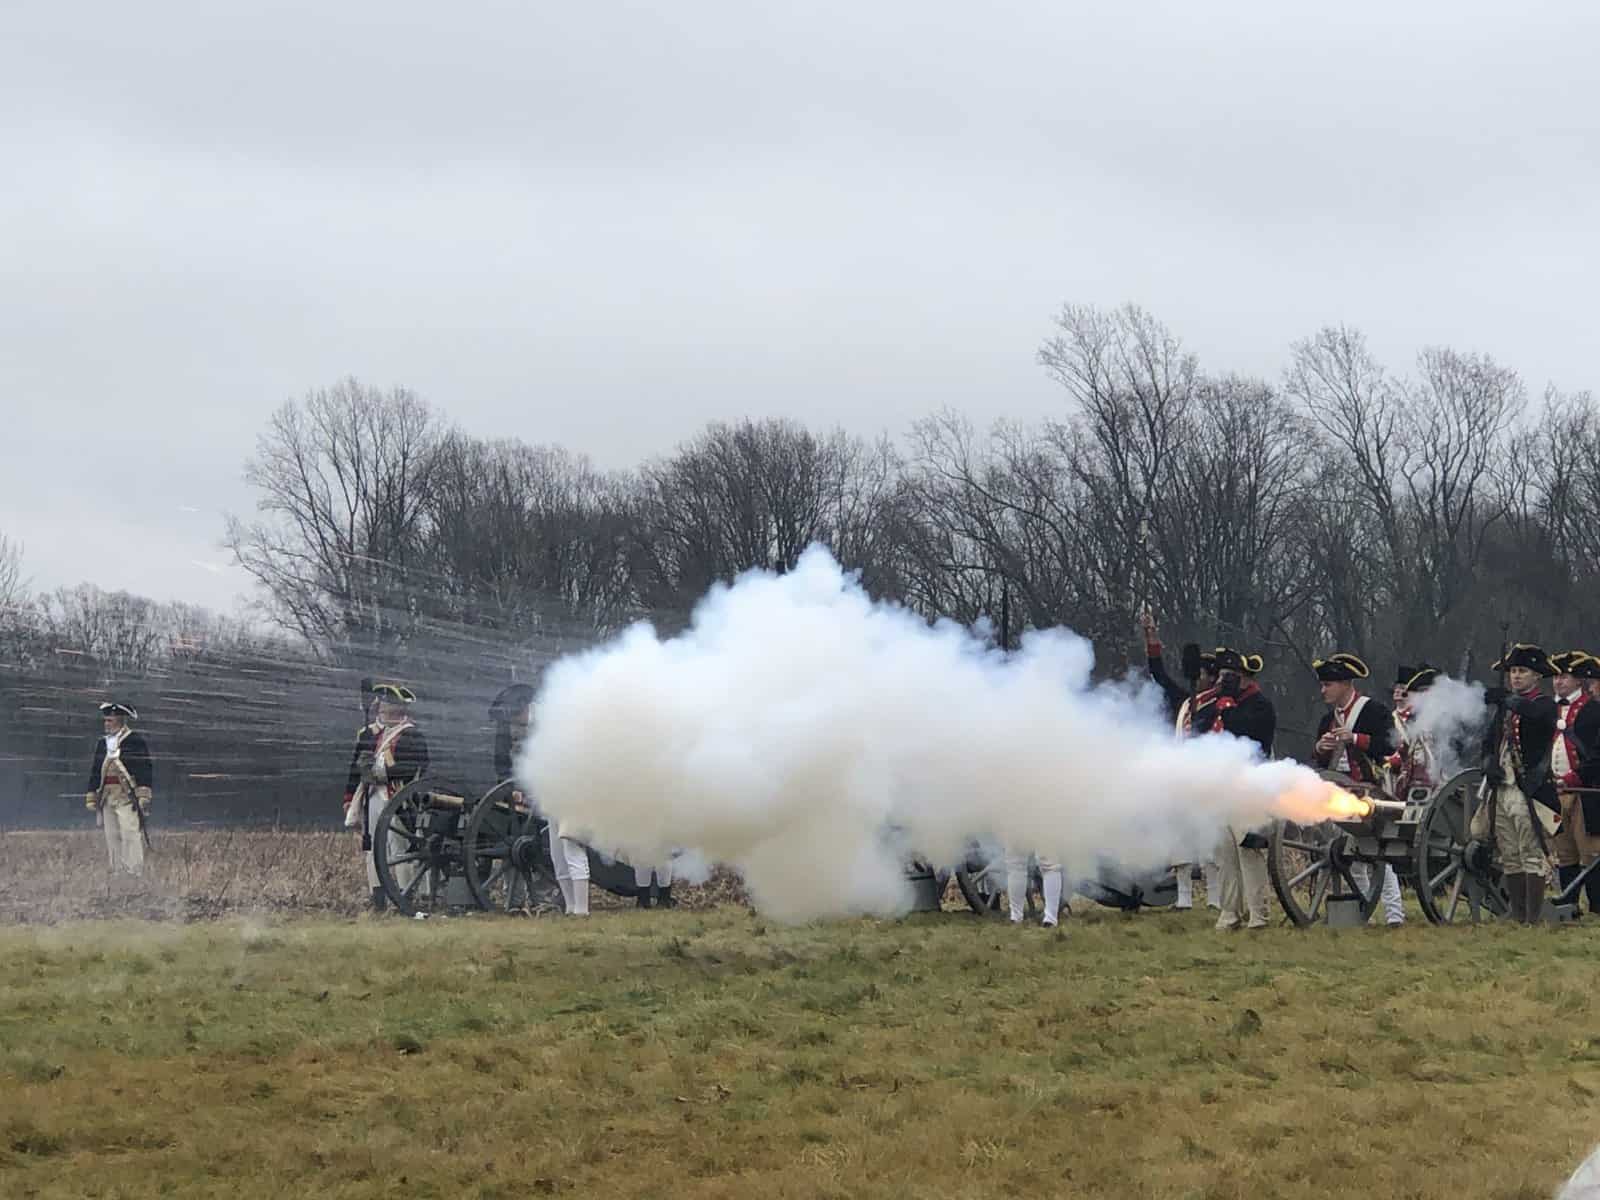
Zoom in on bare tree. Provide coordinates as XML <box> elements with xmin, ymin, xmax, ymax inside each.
<box><xmin>422</xmin><ymin>433</ymin><xmax>637</xmax><ymax>633</ymax></box>
<box><xmin>226</xmin><ymin>379</ymin><xmax>439</xmax><ymax>651</ymax></box>
<box><xmin>628</xmin><ymin>418</ymin><xmax>901</xmax><ymax>611</ymax></box>
<box><xmin>38</xmin><ymin>584</ymin><xmax>167</xmax><ymax>676</ymax></box>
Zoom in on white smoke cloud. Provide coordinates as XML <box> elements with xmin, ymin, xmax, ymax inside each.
<box><xmin>1407</xmin><ymin>676</ymin><xmax>1488</xmax><ymax>783</ymax></box>
<box><xmin>519</xmin><ymin>546</ymin><xmax>1340</xmax><ymax>922</ymax></box>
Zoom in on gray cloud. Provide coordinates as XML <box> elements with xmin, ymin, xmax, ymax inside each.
<box><xmin>3</xmin><ymin>0</ymin><xmax>1596</xmax><ymax>612</ymax></box>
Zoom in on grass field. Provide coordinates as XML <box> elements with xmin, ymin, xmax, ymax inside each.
<box><xmin>3</xmin><ymin>879</ymin><xmax>1600</xmax><ymax>1199</ymax></box>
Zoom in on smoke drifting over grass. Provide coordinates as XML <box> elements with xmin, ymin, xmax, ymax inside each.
<box><xmin>521</xmin><ymin>547</ymin><xmax>1339</xmax><ymax>922</ymax></box>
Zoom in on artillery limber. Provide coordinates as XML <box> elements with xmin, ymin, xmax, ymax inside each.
<box><xmin>1268</xmin><ymin>767</ymin><xmax>1522</xmax><ymax>926</ymax></box>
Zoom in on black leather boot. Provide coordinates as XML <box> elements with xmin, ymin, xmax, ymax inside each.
<box><xmin>1525</xmin><ymin>876</ymin><xmax>1547</xmax><ymax>925</ymax></box>
<box><xmin>657</xmin><ymin>885</ymin><xmax>677</xmax><ymax>909</ymax></box>
<box><xmin>1502</xmin><ymin>874</ymin><xmax>1526</xmax><ymax>924</ymax></box>
<box><xmin>636</xmin><ymin>889</ymin><xmax>653</xmax><ymax>909</ymax></box>
<box><xmin>370</xmin><ymin>886</ymin><xmax>388</xmax><ymax>913</ymax></box>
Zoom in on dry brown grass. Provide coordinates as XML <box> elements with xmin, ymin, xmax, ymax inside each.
<box><xmin>2</xmin><ymin>902</ymin><xmax>1599</xmax><ymax>1198</ymax></box>
<box><xmin>0</xmin><ymin>829</ymin><xmax>744</xmax><ymax>924</ymax></box>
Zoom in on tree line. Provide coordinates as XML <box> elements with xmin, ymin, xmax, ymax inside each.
<box><xmin>3</xmin><ymin>302</ymin><xmax>1597</xmax><ymax>824</ymax></box>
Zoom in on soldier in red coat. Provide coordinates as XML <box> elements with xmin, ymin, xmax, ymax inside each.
<box><xmin>1312</xmin><ymin>652</ymin><xmax>1406</xmax><ymax>926</ymax></box>
<box><xmin>1548</xmin><ymin>651</ymin><xmax>1600</xmax><ymax>913</ymax></box>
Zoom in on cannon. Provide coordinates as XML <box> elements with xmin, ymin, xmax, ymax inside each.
<box><xmin>372</xmin><ymin>777</ymin><xmax>480</xmax><ymax>916</ymax></box>
<box><xmin>1268</xmin><ymin>767</ymin><xmax>1515</xmax><ymax>927</ymax></box>
<box><xmin>375</xmin><ymin>776</ymin><xmax>659</xmax><ymax>915</ymax></box>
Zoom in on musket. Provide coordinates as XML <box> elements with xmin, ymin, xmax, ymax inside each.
<box><xmin>1478</xmin><ymin>622</ymin><xmax>1511</xmax><ymax>827</ymax></box>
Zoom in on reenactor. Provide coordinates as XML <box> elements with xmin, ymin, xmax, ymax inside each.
<box><xmin>1140</xmin><ymin>613</ymin><xmax>1219</xmax><ymax>910</ymax></box>
<box><xmin>1312</xmin><ymin>652</ymin><xmax>1405</xmax><ymax>925</ymax></box>
<box><xmin>342</xmin><ymin>682</ymin><xmax>430</xmax><ymax>912</ymax></box>
<box><xmin>1190</xmin><ymin>647</ymin><xmax>1276</xmax><ymax>930</ymax></box>
<box><xmin>84</xmin><ymin>701</ymin><xmax>154</xmax><ymax>875</ymax></box>
<box><xmin>1140</xmin><ymin>612</ymin><xmax>1217</xmax><ymax>728</ymax></box>
<box><xmin>1548</xmin><ymin>652</ymin><xmax>1600</xmax><ymax>913</ymax></box>
<box><xmin>489</xmin><ymin>682</ymin><xmax>536</xmax><ymax>782</ymax></box>
<box><xmin>1388</xmin><ymin>664</ymin><xmax>1440</xmax><ymax>797</ymax></box>
<box><xmin>1476</xmin><ymin>644</ymin><xmax>1561</xmax><ymax>925</ymax></box>
<box><xmin>487</xmin><ymin>683</ymin><xmax>565</xmax><ymax>913</ymax></box>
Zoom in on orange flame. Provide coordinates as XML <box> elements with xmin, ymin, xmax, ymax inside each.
<box><xmin>1321</xmin><ymin>787</ymin><xmax>1373</xmax><ymax>821</ymax></box>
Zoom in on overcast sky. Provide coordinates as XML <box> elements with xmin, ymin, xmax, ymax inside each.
<box><xmin>3</xmin><ymin>0</ymin><xmax>1596</xmax><ymax>615</ymax></box>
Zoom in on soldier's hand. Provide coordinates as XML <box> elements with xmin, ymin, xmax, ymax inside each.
<box><xmin>84</xmin><ymin>791</ymin><xmax>98</xmax><ymax>810</ymax></box>
<box><xmin>1138</xmin><ymin>611</ymin><xmax>1157</xmax><ymax>637</ymax></box>
<box><xmin>135</xmin><ymin>786</ymin><xmax>152</xmax><ymax>813</ymax></box>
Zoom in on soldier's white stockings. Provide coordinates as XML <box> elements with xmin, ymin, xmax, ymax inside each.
<box><xmin>1040</xmin><ymin>865</ymin><xmax>1063</xmax><ymax>926</ymax></box>
<box><xmin>1005</xmin><ymin>853</ymin><xmax>1063</xmax><ymax>925</ymax></box>
<box><xmin>547</xmin><ymin>828</ymin><xmax>591</xmax><ymax>915</ymax></box>
<box><xmin>1173</xmin><ymin>862</ymin><xmax>1193</xmax><ymax>909</ymax></box>
<box><xmin>1351</xmin><ymin>862</ymin><xmax>1405</xmax><ymax>925</ymax></box>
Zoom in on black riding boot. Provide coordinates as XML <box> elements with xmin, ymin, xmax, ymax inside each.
<box><xmin>370</xmin><ymin>887</ymin><xmax>388</xmax><ymax>913</ymax></box>
<box><xmin>657</xmin><ymin>885</ymin><xmax>676</xmax><ymax>909</ymax></box>
<box><xmin>1523</xmin><ymin>875</ymin><xmax>1547</xmax><ymax>925</ymax></box>
<box><xmin>636</xmin><ymin>889</ymin><xmax>653</xmax><ymax>909</ymax></box>
<box><xmin>1502</xmin><ymin>874</ymin><xmax>1527</xmax><ymax>924</ymax></box>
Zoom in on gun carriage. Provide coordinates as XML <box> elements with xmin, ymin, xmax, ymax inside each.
<box><xmin>372</xmin><ymin>776</ymin><xmax>652</xmax><ymax>916</ymax></box>
<box><xmin>1268</xmin><ymin>767</ymin><xmax>1516</xmax><ymax>926</ymax></box>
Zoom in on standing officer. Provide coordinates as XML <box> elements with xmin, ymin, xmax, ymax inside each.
<box><xmin>342</xmin><ymin>682</ymin><xmax>429</xmax><ymax>911</ymax></box>
<box><xmin>1140</xmin><ymin>612</ymin><xmax>1220</xmax><ymax>909</ymax></box>
<box><xmin>1312</xmin><ymin>652</ymin><xmax>1406</xmax><ymax>926</ymax></box>
<box><xmin>84</xmin><ymin>701</ymin><xmax>153</xmax><ymax>875</ymax></box>
<box><xmin>1548</xmin><ymin>651</ymin><xmax>1600</xmax><ymax>912</ymax></box>
<box><xmin>1191</xmin><ymin>648</ymin><xmax>1276</xmax><ymax>930</ymax></box>
<box><xmin>1476</xmin><ymin>644</ymin><xmax>1561</xmax><ymax>925</ymax></box>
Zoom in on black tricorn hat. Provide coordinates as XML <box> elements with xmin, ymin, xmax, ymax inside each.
<box><xmin>489</xmin><ymin>682</ymin><xmax>536</xmax><ymax>722</ymax></box>
<box><xmin>98</xmin><ymin>701</ymin><xmax>138</xmax><ymax>720</ymax></box>
<box><xmin>1403</xmin><ymin>665</ymin><xmax>1439</xmax><ymax>692</ymax></box>
<box><xmin>1313</xmin><ymin>653</ymin><xmax>1369</xmax><ymax>682</ymax></box>
<box><xmin>1551</xmin><ymin>651</ymin><xmax>1600</xmax><ymax>680</ymax></box>
<box><xmin>370</xmin><ymin>681</ymin><xmax>417</xmax><ymax>704</ymax></box>
<box><xmin>1492</xmin><ymin>644</ymin><xmax>1555</xmax><ymax>676</ymax></box>
<box><xmin>1213</xmin><ymin>647</ymin><xmax>1264</xmax><ymax>676</ymax></box>
<box><xmin>1394</xmin><ymin>664</ymin><xmax>1416</xmax><ymax>686</ymax></box>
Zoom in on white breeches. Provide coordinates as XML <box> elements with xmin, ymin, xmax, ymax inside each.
<box><xmin>364</xmin><ymin>787</ymin><xmax>415</xmax><ymax>893</ymax></box>
<box><xmin>1214</xmin><ymin>828</ymin><xmax>1269</xmax><ymax>929</ymax></box>
<box><xmin>1005</xmin><ymin>851</ymin><xmax>1063</xmax><ymax>924</ymax></box>
<box><xmin>102</xmin><ymin>799</ymin><xmax>144</xmax><ymax>875</ymax></box>
<box><xmin>549</xmin><ymin>829</ymin><xmax>590</xmax><ymax>882</ymax></box>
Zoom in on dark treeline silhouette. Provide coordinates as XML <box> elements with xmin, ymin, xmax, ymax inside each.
<box><xmin>3</xmin><ymin>303</ymin><xmax>1598</xmax><ymax>827</ymax></box>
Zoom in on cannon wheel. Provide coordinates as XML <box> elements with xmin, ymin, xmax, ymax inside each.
<box><xmin>1414</xmin><ymin>768</ymin><xmax>1513</xmax><ymax>924</ymax></box>
<box><xmin>373</xmin><ymin>777</ymin><xmax>482</xmax><ymax>916</ymax></box>
<box><xmin>954</xmin><ymin>855</ymin><xmax>1006</xmax><ymax>915</ymax></box>
<box><xmin>462</xmin><ymin>780</ymin><xmax>562</xmax><ymax>914</ymax></box>
<box><xmin>1268</xmin><ymin>771</ymin><xmax>1386</xmax><ymax>926</ymax></box>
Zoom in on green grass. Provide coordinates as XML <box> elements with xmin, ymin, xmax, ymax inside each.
<box><xmin>2</xmin><ymin>906</ymin><xmax>1598</xmax><ymax>1198</ymax></box>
